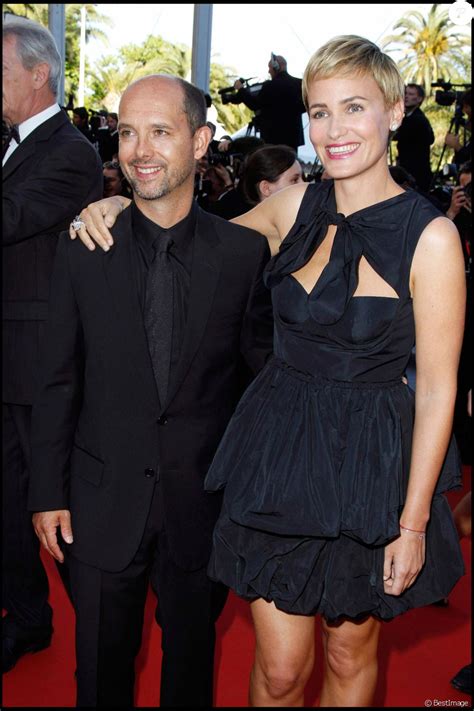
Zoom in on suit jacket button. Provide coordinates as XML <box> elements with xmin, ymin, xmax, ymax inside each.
<box><xmin>144</xmin><ymin>468</ymin><xmax>155</xmax><ymax>478</ymax></box>
<box><xmin>157</xmin><ymin>416</ymin><xmax>168</xmax><ymax>425</ymax></box>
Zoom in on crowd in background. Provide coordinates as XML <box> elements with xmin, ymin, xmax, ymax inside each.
<box><xmin>2</xmin><ymin>12</ymin><xmax>471</xmax><ymax>701</ymax></box>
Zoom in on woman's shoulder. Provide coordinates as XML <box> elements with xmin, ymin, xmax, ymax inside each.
<box><xmin>271</xmin><ymin>180</ymin><xmax>331</xmax><ymax>241</ymax></box>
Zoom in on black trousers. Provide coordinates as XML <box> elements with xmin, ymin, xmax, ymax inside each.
<box><xmin>68</xmin><ymin>481</ymin><xmax>228</xmax><ymax>708</ymax></box>
<box><xmin>2</xmin><ymin>403</ymin><xmax>53</xmax><ymax>633</ymax></box>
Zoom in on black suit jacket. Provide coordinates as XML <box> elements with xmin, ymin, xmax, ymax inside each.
<box><xmin>395</xmin><ymin>107</ymin><xmax>435</xmax><ymax>191</ymax></box>
<box><xmin>28</xmin><ymin>205</ymin><xmax>273</xmax><ymax>572</ymax></box>
<box><xmin>3</xmin><ymin>110</ymin><xmax>103</xmax><ymax>405</ymax></box>
<box><xmin>237</xmin><ymin>72</ymin><xmax>306</xmax><ymax>149</ymax></box>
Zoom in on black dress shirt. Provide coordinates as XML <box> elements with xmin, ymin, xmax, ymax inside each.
<box><xmin>131</xmin><ymin>201</ymin><xmax>196</xmax><ymax>373</ymax></box>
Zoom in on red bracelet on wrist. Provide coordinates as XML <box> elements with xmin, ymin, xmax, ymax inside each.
<box><xmin>399</xmin><ymin>525</ymin><xmax>426</xmax><ymax>539</ymax></box>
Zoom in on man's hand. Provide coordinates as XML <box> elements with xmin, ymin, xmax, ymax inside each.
<box><xmin>212</xmin><ymin>163</ymin><xmax>234</xmax><ymax>188</ymax></box>
<box><xmin>445</xmin><ymin>132</ymin><xmax>461</xmax><ymax>152</ymax></box>
<box><xmin>446</xmin><ymin>185</ymin><xmax>469</xmax><ymax>220</ymax></box>
<box><xmin>69</xmin><ymin>196</ymin><xmax>131</xmax><ymax>252</ymax></box>
<box><xmin>32</xmin><ymin>510</ymin><xmax>73</xmax><ymax>563</ymax></box>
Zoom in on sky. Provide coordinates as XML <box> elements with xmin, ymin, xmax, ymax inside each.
<box><xmin>84</xmin><ymin>3</ymin><xmax>470</xmax><ymax>162</ymax></box>
<box><xmin>87</xmin><ymin>3</ymin><xmax>470</xmax><ymax>84</ymax></box>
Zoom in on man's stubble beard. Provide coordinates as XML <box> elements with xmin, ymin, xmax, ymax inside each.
<box><xmin>125</xmin><ymin>159</ymin><xmax>195</xmax><ymax>201</ymax></box>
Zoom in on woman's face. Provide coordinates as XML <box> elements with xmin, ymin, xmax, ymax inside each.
<box><xmin>307</xmin><ymin>73</ymin><xmax>403</xmax><ymax>181</ymax></box>
<box><xmin>260</xmin><ymin>160</ymin><xmax>303</xmax><ymax>200</ymax></box>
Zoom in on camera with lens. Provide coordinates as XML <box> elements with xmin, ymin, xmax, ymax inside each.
<box><xmin>218</xmin><ymin>77</ymin><xmax>264</xmax><ymax>105</ymax></box>
<box><xmin>432</xmin><ymin>80</ymin><xmax>471</xmax><ymax>132</ymax></box>
<box><xmin>207</xmin><ymin>151</ymin><xmax>243</xmax><ymax>168</ymax></box>
<box><xmin>432</xmin><ymin>80</ymin><xmax>471</xmax><ymax>108</ymax></box>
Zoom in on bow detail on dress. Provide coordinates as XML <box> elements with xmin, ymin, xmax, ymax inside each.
<box><xmin>264</xmin><ymin>182</ymin><xmax>407</xmax><ymax>325</ymax></box>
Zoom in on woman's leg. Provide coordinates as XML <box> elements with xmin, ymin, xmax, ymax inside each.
<box><xmin>320</xmin><ymin>615</ymin><xmax>381</xmax><ymax>707</ymax></box>
<box><xmin>249</xmin><ymin>598</ymin><xmax>315</xmax><ymax>707</ymax></box>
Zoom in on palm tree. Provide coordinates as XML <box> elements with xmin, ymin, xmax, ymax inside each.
<box><xmin>381</xmin><ymin>4</ymin><xmax>470</xmax><ymax>96</ymax></box>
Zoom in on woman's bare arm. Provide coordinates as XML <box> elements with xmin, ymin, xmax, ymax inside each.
<box><xmin>383</xmin><ymin>215</ymin><xmax>466</xmax><ymax>596</ymax></box>
<box><xmin>69</xmin><ymin>183</ymin><xmax>307</xmax><ymax>255</ymax></box>
<box><xmin>68</xmin><ymin>195</ymin><xmax>131</xmax><ymax>251</ymax></box>
<box><xmin>403</xmin><ymin>216</ymin><xmax>466</xmax><ymax>528</ymax></box>
<box><xmin>231</xmin><ymin>182</ymin><xmax>307</xmax><ymax>256</ymax></box>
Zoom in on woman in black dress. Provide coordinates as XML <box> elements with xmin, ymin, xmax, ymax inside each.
<box><xmin>70</xmin><ymin>36</ymin><xmax>466</xmax><ymax>708</ymax></box>
<box><xmin>203</xmin><ymin>35</ymin><xmax>466</xmax><ymax>706</ymax></box>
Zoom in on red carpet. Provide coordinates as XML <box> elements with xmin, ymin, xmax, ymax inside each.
<box><xmin>3</xmin><ymin>468</ymin><xmax>471</xmax><ymax>707</ymax></box>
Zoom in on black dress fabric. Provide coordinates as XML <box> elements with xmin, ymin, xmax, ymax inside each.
<box><xmin>204</xmin><ymin>180</ymin><xmax>464</xmax><ymax>622</ymax></box>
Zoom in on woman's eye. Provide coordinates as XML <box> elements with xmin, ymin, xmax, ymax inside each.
<box><xmin>312</xmin><ymin>110</ymin><xmax>327</xmax><ymax>119</ymax></box>
<box><xmin>347</xmin><ymin>103</ymin><xmax>363</xmax><ymax>113</ymax></box>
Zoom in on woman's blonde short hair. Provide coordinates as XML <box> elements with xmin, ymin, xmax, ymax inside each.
<box><xmin>302</xmin><ymin>35</ymin><xmax>405</xmax><ymax>109</ymax></box>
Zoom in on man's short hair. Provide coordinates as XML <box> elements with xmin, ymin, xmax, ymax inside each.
<box><xmin>302</xmin><ymin>35</ymin><xmax>405</xmax><ymax>109</ymax></box>
<box><xmin>175</xmin><ymin>78</ymin><xmax>207</xmax><ymax>134</ymax></box>
<box><xmin>3</xmin><ymin>14</ymin><xmax>62</xmax><ymax>97</ymax></box>
<box><xmin>406</xmin><ymin>83</ymin><xmax>425</xmax><ymax>100</ymax></box>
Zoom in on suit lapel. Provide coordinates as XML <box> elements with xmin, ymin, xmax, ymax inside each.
<box><xmin>3</xmin><ymin>111</ymin><xmax>70</xmax><ymax>182</ymax></box>
<box><xmin>102</xmin><ymin>208</ymin><xmax>160</xmax><ymax>410</ymax></box>
<box><xmin>164</xmin><ymin>207</ymin><xmax>223</xmax><ymax>410</ymax></box>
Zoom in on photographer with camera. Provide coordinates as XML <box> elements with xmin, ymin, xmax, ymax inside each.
<box><xmin>222</xmin><ymin>54</ymin><xmax>306</xmax><ymax>151</ymax></box>
<box><xmin>393</xmin><ymin>83</ymin><xmax>434</xmax><ymax>192</ymax></box>
<box><xmin>445</xmin><ymin>89</ymin><xmax>471</xmax><ymax>169</ymax></box>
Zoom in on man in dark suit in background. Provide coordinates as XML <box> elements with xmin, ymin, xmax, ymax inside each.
<box><xmin>29</xmin><ymin>74</ymin><xmax>273</xmax><ymax>707</ymax></box>
<box><xmin>2</xmin><ymin>15</ymin><xmax>103</xmax><ymax>673</ymax></box>
<box><xmin>394</xmin><ymin>83</ymin><xmax>435</xmax><ymax>192</ymax></box>
<box><xmin>233</xmin><ymin>53</ymin><xmax>306</xmax><ymax>151</ymax></box>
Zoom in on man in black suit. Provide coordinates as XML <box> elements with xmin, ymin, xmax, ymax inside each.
<box><xmin>394</xmin><ymin>83</ymin><xmax>435</xmax><ymax>192</ymax></box>
<box><xmin>29</xmin><ymin>74</ymin><xmax>273</xmax><ymax>707</ymax></box>
<box><xmin>2</xmin><ymin>15</ymin><xmax>103</xmax><ymax>674</ymax></box>
<box><xmin>232</xmin><ymin>54</ymin><xmax>306</xmax><ymax>151</ymax></box>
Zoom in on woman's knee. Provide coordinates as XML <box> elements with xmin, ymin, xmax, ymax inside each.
<box><xmin>256</xmin><ymin>652</ymin><xmax>314</xmax><ymax>699</ymax></box>
<box><xmin>324</xmin><ymin>621</ymin><xmax>379</xmax><ymax>681</ymax></box>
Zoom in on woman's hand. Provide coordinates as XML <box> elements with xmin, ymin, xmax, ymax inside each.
<box><xmin>69</xmin><ymin>196</ymin><xmax>131</xmax><ymax>251</ymax></box>
<box><xmin>383</xmin><ymin>528</ymin><xmax>426</xmax><ymax>596</ymax></box>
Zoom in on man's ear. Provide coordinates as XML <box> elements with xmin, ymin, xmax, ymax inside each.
<box><xmin>194</xmin><ymin>125</ymin><xmax>212</xmax><ymax>160</ymax></box>
<box><xmin>32</xmin><ymin>62</ymin><xmax>51</xmax><ymax>91</ymax></box>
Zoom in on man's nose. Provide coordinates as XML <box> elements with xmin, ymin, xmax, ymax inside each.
<box><xmin>135</xmin><ymin>134</ymin><xmax>153</xmax><ymax>159</ymax></box>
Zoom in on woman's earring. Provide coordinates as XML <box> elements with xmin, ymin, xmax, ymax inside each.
<box><xmin>390</xmin><ymin>123</ymin><xmax>398</xmax><ymax>131</ymax></box>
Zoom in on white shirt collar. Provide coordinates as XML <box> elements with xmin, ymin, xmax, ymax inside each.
<box><xmin>3</xmin><ymin>103</ymin><xmax>61</xmax><ymax>167</ymax></box>
<box><xmin>18</xmin><ymin>103</ymin><xmax>62</xmax><ymax>142</ymax></box>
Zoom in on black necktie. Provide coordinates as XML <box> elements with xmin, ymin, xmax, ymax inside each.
<box><xmin>2</xmin><ymin>124</ymin><xmax>20</xmax><ymax>159</ymax></box>
<box><xmin>144</xmin><ymin>232</ymin><xmax>174</xmax><ymax>407</ymax></box>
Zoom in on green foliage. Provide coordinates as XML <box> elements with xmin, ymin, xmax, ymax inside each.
<box><xmin>381</xmin><ymin>3</ymin><xmax>471</xmax><ymax>97</ymax></box>
<box><xmin>382</xmin><ymin>3</ymin><xmax>471</xmax><ymax>173</ymax></box>
<box><xmin>89</xmin><ymin>34</ymin><xmax>253</xmax><ymax>133</ymax></box>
